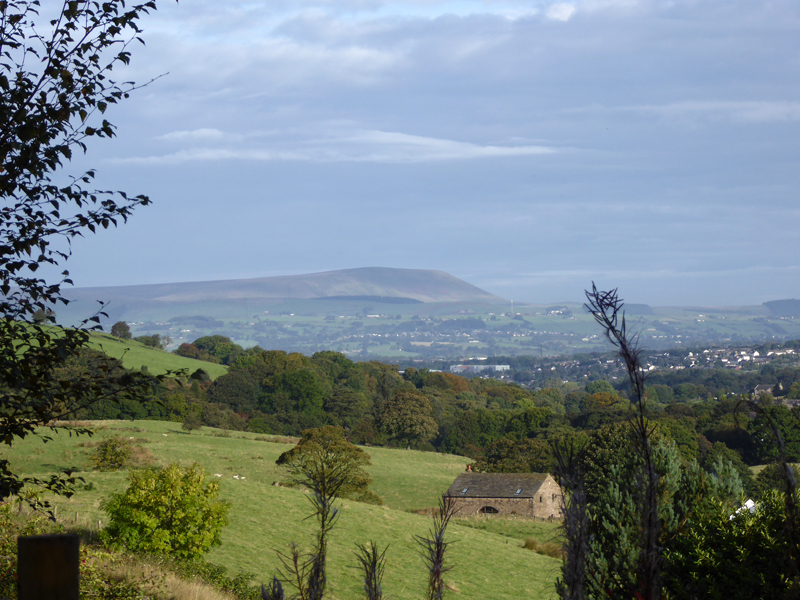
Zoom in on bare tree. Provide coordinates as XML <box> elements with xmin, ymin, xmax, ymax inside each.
<box><xmin>354</xmin><ymin>541</ymin><xmax>388</xmax><ymax>600</ymax></box>
<box><xmin>415</xmin><ymin>494</ymin><xmax>457</xmax><ymax>600</ymax></box>
<box><xmin>585</xmin><ymin>284</ymin><xmax>662</xmax><ymax>599</ymax></box>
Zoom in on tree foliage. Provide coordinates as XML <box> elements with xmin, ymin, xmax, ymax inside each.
<box><xmin>0</xmin><ymin>0</ymin><xmax>165</xmax><ymax>506</ymax></box>
<box><xmin>110</xmin><ymin>321</ymin><xmax>132</xmax><ymax>340</ymax></box>
<box><xmin>102</xmin><ymin>463</ymin><xmax>230</xmax><ymax>559</ymax></box>
<box><xmin>378</xmin><ymin>389</ymin><xmax>437</xmax><ymax>448</ymax></box>
<box><xmin>277</xmin><ymin>426</ymin><xmax>381</xmax><ymax>505</ymax></box>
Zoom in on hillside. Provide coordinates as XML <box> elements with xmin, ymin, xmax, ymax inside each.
<box><xmin>6</xmin><ymin>420</ymin><xmax>560</xmax><ymax>600</ymax></box>
<box><xmin>87</xmin><ymin>332</ymin><xmax>228</xmax><ymax>379</ymax></box>
<box><xmin>59</xmin><ymin>267</ymin><xmax>506</xmax><ymax>319</ymax></box>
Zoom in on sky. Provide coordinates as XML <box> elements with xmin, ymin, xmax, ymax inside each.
<box><xmin>52</xmin><ymin>0</ymin><xmax>800</xmax><ymax>306</ymax></box>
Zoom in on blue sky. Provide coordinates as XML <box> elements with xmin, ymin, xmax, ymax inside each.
<box><xmin>56</xmin><ymin>0</ymin><xmax>800</xmax><ymax>306</ymax></box>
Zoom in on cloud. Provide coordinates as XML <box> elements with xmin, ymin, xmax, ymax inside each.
<box><xmin>546</xmin><ymin>3</ymin><xmax>577</xmax><ymax>21</ymax></box>
<box><xmin>157</xmin><ymin>128</ymin><xmax>228</xmax><ymax>141</ymax></box>
<box><xmin>111</xmin><ymin>129</ymin><xmax>557</xmax><ymax>164</ymax></box>
<box><xmin>621</xmin><ymin>101</ymin><xmax>800</xmax><ymax>122</ymax></box>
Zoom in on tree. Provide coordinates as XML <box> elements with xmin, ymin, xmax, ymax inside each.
<box><xmin>0</xmin><ymin>0</ymin><xmax>166</xmax><ymax>507</ymax></box>
<box><xmin>474</xmin><ymin>437</ymin><xmax>554</xmax><ymax>474</ymax></box>
<box><xmin>192</xmin><ymin>335</ymin><xmax>243</xmax><ymax>365</ymax></box>
<box><xmin>277</xmin><ymin>426</ymin><xmax>382</xmax><ymax>505</ymax></box>
<box><xmin>378</xmin><ymin>389</ymin><xmax>438</xmax><ymax>448</ymax></box>
<box><xmin>134</xmin><ymin>333</ymin><xmax>167</xmax><ymax>349</ymax></box>
<box><xmin>110</xmin><ymin>321</ymin><xmax>132</xmax><ymax>340</ymax></box>
<box><xmin>101</xmin><ymin>463</ymin><xmax>230</xmax><ymax>559</ymax></box>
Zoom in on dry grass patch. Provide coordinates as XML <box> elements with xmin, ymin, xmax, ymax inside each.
<box><xmin>522</xmin><ymin>537</ymin><xmax>563</xmax><ymax>559</ymax></box>
<box><xmin>97</xmin><ymin>556</ymin><xmax>236</xmax><ymax>600</ymax></box>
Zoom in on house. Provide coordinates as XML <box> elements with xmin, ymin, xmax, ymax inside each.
<box><xmin>754</xmin><ymin>384</ymin><xmax>777</xmax><ymax>398</ymax></box>
<box><xmin>445</xmin><ymin>472</ymin><xmax>563</xmax><ymax>519</ymax></box>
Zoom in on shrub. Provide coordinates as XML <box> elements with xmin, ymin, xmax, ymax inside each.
<box><xmin>522</xmin><ymin>537</ymin><xmax>563</xmax><ymax>559</ymax></box>
<box><xmin>91</xmin><ymin>436</ymin><xmax>133</xmax><ymax>471</ymax></box>
<box><xmin>101</xmin><ymin>463</ymin><xmax>230</xmax><ymax>559</ymax></box>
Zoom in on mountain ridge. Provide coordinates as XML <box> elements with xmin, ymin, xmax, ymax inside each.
<box><xmin>64</xmin><ymin>267</ymin><xmax>507</xmax><ymax>305</ymax></box>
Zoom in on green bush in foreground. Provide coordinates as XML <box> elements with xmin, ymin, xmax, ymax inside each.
<box><xmin>102</xmin><ymin>463</ymin><xmax>230</xmax><ymax>559</ymax></box>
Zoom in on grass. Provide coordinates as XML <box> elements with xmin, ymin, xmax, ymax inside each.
<box><xmin>87</xmin><ymin>332</ymin><xmax>229</xmax><ymax>380</ymax></box>
<box><xmin>5</xmin><ymin>420</ymin><xmax>561</xmax><ymax>600</ymax></box>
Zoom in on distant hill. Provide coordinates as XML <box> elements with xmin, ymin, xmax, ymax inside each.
<box><xmin>66</xmin><ymin>267</ymin><xmax>505</xmax><ymax>303</ymax></box>
<box><xmin>57</xmin><ymin>268</ymin><xmax>506</xmax><ymax>324</ymax></box>
<box><xmin>765</xmin><ymin>299</ymin><xmax>800</xmax><ymax>317</ymax></box>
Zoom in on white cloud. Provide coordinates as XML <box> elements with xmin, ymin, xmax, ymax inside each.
<box><xmin>546</xmin><ymin>3</ymin><xmax>576</xmax><ymax>21</ymax></box>
<box><xmin>157</xmin><ymin>128</ymin><xmax>227</xmax><ymax>141</ymax></box>
<box><xmin>113</xmin><ymin>129</ymin><xmax>556</xmax><ymax>164</ymax></box>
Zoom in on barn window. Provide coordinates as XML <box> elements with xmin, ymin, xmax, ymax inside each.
<box><xmin>479</xmin><ymin>506</ymin><xmax>499</xmax><ymax>514</ymax></box>
<box><xmin>539</xmin><ymin>495</ymin><xmax>543</xmax><ymax>503</ymax></box>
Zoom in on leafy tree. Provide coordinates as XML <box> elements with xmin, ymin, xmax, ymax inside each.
<box><xmin>473</xmin><ymin>437</ymin><xmax>554</xmax><ymax>473</ymax></box>
<box><xmin>277</xmin><ymin>426</ymin><xmax>381</xmax><ymax>505</ymax></box>
<box><xmin>90</xmin><ymin>436</ymin><xmax>133</xmax><ymax>471</ymax></box>
<box><xmin>750</xmin><ymin>404</ymin><xmax>800</xmax><ymax>463</ymax></box>
<box><xmin>134</xmin><ymin>333</ymin><xmax>168</xmax><ymax>349</ymax></box>
<box><xmin>173</xmin><ymin>342</ymin><xmax>218</xmax><ymax>362</ymax></box>
<box><xmin>192</xmin><ymin>335</ymin><xmax>243</xmax><ymax>365</ymax></box>
<box><xmin>323</xmin><ymin>388</ymin><xmax>371</xmax><ymax>430</ymax></box>
<box><xmin>379</xmin><ymin>389</ymin><xmax>438</xmax><ymax>448</ymax></box>
<box><xmin>110</xmin><ymin>321</ymin><xmax>132</xmax><ymax>340</ymax></box>
<box><xmin>0</xmin><ymin>0</ymin><xmax>163</xmax><ymax>507</ymax></box>
<box><xmin>753</xmin><ymin>462</ymin><xmax>800</xmax><ymax>498</ymax></box>
<box><xmin>664</xmin><ymin>490</ymin><xmax>794</xmax><ymax>599</ymax></box>
<box><xmin>208</xmin><ymin>369</ymin><xmax>261</xmax><ymax>413</ymax></box>
<box><xmin>182</xmin><ymin>413</ymin><xmax>203</xmax><ymax>432</ymax></box>
<box><xmin>101</xmin><ymin>463</ymin><xmax>230</xmax><ymax>559</ymax></box>
<box><xmin>585</xmin><ymin>380</ymin><xmax>615</xmax><ymax>395</ymax></box>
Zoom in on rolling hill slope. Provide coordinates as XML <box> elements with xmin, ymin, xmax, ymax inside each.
<box><xmin>87</xmin><ymin>332</ymin><xmax>228</xmax><ymax>379</ymax></box>
<box><xmin>6</xmin><ymin>420</ymin><xmax>560</xmax><ymax>600</ymax></box>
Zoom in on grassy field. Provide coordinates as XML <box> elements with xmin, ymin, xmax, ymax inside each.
<box><xmin>87</xmin><ymin>332</ymin><xmax>229</xmax><ymax>379</ymax></box>
<box><xmin>4</xmin><ymin>420</ymin><xmax>561</xmax><ymax>600</ymax></box>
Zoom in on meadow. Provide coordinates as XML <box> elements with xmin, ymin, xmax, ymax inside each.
<box><xmin>87</xmin><ymin>332</ymin><xmax>229</xmax><ymax>379</ymax></box>
<box><xmin>4</xmin><ymin>420</ymin><xmax>562</xmax><ymax>600</ymax></box>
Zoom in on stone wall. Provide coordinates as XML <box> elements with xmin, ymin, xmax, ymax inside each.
<box><xmin>452</xmin><ymin>496</ymin><xmax>535</xmax><ymax>517</ymax></box>
<box><xmin>450</xmin><ymin>476</ymin><xmax>564</xmax><ymax>519</ymax></box>
<box><xmin>531</xmin><ymin>477</ymin><xmax>563</xmax><ymax>519</ymax></box>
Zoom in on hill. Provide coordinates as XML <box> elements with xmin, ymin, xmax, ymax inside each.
<box><xmin>87</xmin><ymin>332</ymin><xmax>228</xmax><ymax>380</ymax></box>
<box><xmin>7</xmin><ymin>420</ymin><xmax>560</xmax><ymax>600</ymax></box>
<box><xmin>58</xmin><ymin>268</ymin><xmax>506</xmax><ymax>322</ymax></box>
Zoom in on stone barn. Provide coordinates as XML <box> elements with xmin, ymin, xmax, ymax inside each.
<box><xmin>446</xmin><ymin>472</ymin><xmax>563</xmax><ymax>519</ymax></box>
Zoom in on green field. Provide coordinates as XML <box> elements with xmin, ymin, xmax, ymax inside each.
<box><xmin>87</xmin><ymin>333</ymin><xmax>228</xmax><ymax>379</ymax></box>
<box><xmin>4</xmin><ymin>421</ymin><xmax>561</xmax><ymax>599</ymax></box>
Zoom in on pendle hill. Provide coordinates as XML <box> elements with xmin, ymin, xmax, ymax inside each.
<box><xmin>56</xmin><ymin>267</ymin><xmax>800</xmax><ymax>359</ymax></box>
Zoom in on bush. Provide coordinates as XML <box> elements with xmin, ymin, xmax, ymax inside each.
<box><xmin>101</xmin><ymin>463</ymin><xmax>230</xmax><ymax>559</ymax></box>
<box><xmin>522</xmin><ymin>537</ymin><xmax>563</xmax><ymax>559</ymax></box>
<box><xmin>90</xmin><ymin>436</ymin><xmax>133</xmax><ymax>471</ymax></box>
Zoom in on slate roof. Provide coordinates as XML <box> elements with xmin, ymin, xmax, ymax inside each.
<box><xmin>446</xmin><ymin>473</ymin><xmax>551</xmax><ymax>499</ymax></box>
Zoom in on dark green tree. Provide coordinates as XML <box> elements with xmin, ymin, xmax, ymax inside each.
<box><xmin>378</xmin><ymin>389</ymin><xmax>438</xmax><ymax>448</ymax></box>
<box><xmin>110</xmin><ymin>321</ymin><xmax>132</xmax><ymax>340</ymax></box>
<box><xmin>192</xmin><ymin>335</ymin><xmax>243</xmax><ymax>365</ymax></box>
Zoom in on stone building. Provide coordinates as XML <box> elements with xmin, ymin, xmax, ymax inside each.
<box><xmin>445</xmin><ymin>472</ymin><xmax>563</xmax><ymax>519</ymax></box>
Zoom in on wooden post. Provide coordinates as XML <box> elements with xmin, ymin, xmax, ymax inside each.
<box><xmin>18</xmin><ymin>534</ymin><xmax>79</xmax><ymax>600</ymax></box>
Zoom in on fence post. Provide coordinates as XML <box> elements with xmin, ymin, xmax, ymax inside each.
<box><xmin>18</xmin><ymin>534</ymin><xmax>79</xmax><ymax>600</ymax></box>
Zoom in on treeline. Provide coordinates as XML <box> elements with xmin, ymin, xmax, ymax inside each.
<box><xmin>62</xmin><ymin>336</ymin><xmax>800</xmax><ymax>498</ymax></box>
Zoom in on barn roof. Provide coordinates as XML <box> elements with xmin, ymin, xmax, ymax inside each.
<box><xmin>446</xmin><ymin>473</ymin><xmax>551</xmax><ymax>499</ymax></box>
